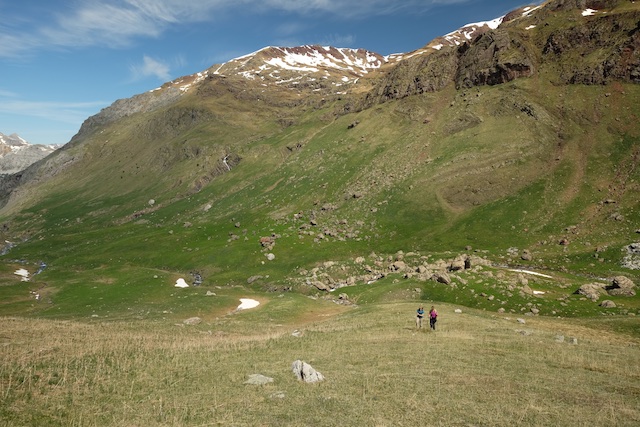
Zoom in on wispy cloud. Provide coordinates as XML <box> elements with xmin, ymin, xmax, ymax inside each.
<box><xmin>0</xmin><ymin>98</ymin><xmax>106</xmax><ymax>125</ymax></box>
<box><xmin>320</xmin><ymin>34</ymin><xmax>356</xmax><ymax>48</ymax></box>
<box><xmin>0</xmin><ymin>0</ymin><xmax>468</xmax><ymax>57</ymax></box>
<box><xmin>129</xmin><ymin>55</ymin><xmax>172</xmax><ymax>81</ymax></box>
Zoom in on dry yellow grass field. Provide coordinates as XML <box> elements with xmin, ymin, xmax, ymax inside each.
<box><xmin>1</xmin><ymin>302</ymin><xmax>639</xmax><ymax>426</ymax></box>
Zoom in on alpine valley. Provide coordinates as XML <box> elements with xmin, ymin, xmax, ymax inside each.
<box><xmin>1</xmin><ymin>0</ymin><xmax>639</xmax><ymax>320</ymax></box>
<box><xmin>2</xmin><ymin>1</ymin><xmax>640</xmax><ymax>426</ymax></box>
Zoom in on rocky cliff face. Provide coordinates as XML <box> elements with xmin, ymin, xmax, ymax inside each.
<box><xmin>363</xmin><ymin>0</ymin><xmax>639</xmax><ymax>106</ymax></box>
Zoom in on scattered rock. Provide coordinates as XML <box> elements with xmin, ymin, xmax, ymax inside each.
<box><xmin>432</xmin><ymin>272</ymin><xmax>451</xmax><ymax>285</ymax></box>
<box><xmin>183</xmin><ymin>317</ymin><xmax>202</xmax><ymax>325</ymax></box>
<box><xmin>244</xmin><ymin>374</ymin><xmax>274</xmax><ymax>385</ymax></box>
<box><xmin>266</xmin><ymin>253</ymin><xmax>276</xmax><ymax>261</ymax></box>
<box><xmin>575</xmin><ymin>283</ymin><xmax>606</xmax><ymax>301</ymax></box>
<box><xmin>449</xmin><ymin>256</ymin><xmax>466</xmax><ymax>271</ymax></box>
<box><xmin>291</xmin><ymin>360</ymin><xmax>324</xmax><ymax>383</ymax></box>
<box><xmin>621</xmin><ymin>243</ymin><xmax>640</xmax><ymax>269</ymax></box>
<box><xmin>555</xmin><ymin>335</ymin><xmax>565</xmax><ymax>343</ymax></box>
<box><xmin>600</xmin><ymin>300</ymin><xmax>616</xmax><ymax>308</ymax></box>
<box><xmin>517</xmin><ymin>318</ymin><xmax>526</xmax><ymax>324</ymax></box>
<box><xmin>292</xmin><ymin>330</ymin><xmax>303</xmax><ymax>337</ymax></box>
<box><xmin>454</xmin><ymin>308</ymin><xmax>463</xmax><ymax>314</ymax></box>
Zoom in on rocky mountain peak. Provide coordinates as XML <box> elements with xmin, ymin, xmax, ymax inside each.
<box><xmin>0</xmin><ymin>132</ymin><xmax>28</xmax><ymax>149</ymax></box>
<box><xmin>0</xmin><ymin>132</ymin><xmax>59</xmax><ymax>175</ymax></box>
<box><xmin>209</xmin><ymin>45</ymin><xmax>389</xmax><ymax>90</ymax></box>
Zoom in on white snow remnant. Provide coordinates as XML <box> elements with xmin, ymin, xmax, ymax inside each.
<box><xmin>508</xmin><ymin>269</ymin><xmax>553</xmax><ymax>279</ymax></box>
<box><xmin>522</xmin><ymin>5</ymin><xmax>542</xmax><ymax>17</ymax></box>
<box><xmin>582</xmin><ymin>8</ymin><xmax>597</xmax><ymax>16</ymax></box>
<box><xmin>14</xmin><ymin>269</ymin><xmax>29</xmax><ymax>281</ymax></box>
<box><xmin>525</xmin><ymin>25</ymin><xmax>536</xmax><ymax>30</ymax></box>
<box><xmin>237</xmin><ymin>298</ymin><xmax>260</xmax><ymax>310</ymax></box>
<box><xmin>175</xmin><ymin>278</ymin><xmax>189</xmax><ymax>288</ymax></box>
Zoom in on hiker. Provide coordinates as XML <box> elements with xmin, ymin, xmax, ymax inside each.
<box><xmin>429</xmin><ymin>306</ymin><xmax>438</xmax><ymax>330</ymax></box>
<box><xmin>416</xmin><ymin>306</ymin><xmax>424</xmax><ymax>329</ymax></box>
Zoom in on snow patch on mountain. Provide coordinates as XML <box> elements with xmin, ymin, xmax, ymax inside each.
<box><xmin>442</xmin><ymin>16</ymin><xmax>505</xmax><ymax>46</ymax></box>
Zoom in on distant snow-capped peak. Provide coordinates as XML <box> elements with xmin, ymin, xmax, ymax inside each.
<box><xmin>0</xmin><ymin>132</ymin><xmax>28</xmax><ymax>148</ymax></box>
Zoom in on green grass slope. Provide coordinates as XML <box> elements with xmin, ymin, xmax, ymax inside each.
<box><xmin>1</xmin><ymin>74</ymin><xmax>639</xmax><ymax>319</ymax></box>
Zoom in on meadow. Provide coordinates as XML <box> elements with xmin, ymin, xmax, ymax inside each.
<box><xmin>2</xmin><ymin>294</ymin><xmax>639</xmax><ymax>426</ymax></box>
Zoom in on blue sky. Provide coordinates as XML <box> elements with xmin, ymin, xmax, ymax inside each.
<box><xmin>0</xmin><ymin>0</ymin><xmax>539</xmax><ymax>146</ymax></box>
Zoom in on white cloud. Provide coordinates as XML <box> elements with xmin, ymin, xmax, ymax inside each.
<box><xmin>130</xmin><ymin>55</ymin><xmax>172</xmax><ymax>81</ymax></box>
<box><xmin>0</xmin><ymin>0</ymin><xmax>469</xmax><ymax>57</ymax></box>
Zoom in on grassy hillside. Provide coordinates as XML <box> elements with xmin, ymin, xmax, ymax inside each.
<box><xmin>1</xmin><ymin>75</ymin><xmax>639</xmax><ymax>319</ymax></box>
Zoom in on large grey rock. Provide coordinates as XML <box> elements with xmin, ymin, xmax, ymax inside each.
<box><xmin>607</xmin><ymin>276</ymin><xmax>636</xmax><ymax>297</ymax></box>
<box><xmin>575</xmin><ymin>283</ymin><xmax>606</xmax><ymax>301</ymax></box>
<box><xmin>291</xmin><ymin>360</ymin><xmax>324</xmax><ymax>383</ymax></box>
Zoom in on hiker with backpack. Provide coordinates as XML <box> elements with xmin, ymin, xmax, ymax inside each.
<box><xmin>429</xmin><ymin>306</ymin><xmax>438</xmax><ymax>330</ymax></box>
<box><xmin>416</xmin><ymin>306</ymin><xmax>424</xmax><ymax>329</ymax></box>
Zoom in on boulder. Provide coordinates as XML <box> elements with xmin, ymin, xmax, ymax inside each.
<box><xmin>312</xmin><ymin>281</ymin><xmax>330</xmax><ymax>291</ymax></box>
<box><xmin>600</xmin><ymin>300</ymin><xmax>616</xmax><ymax>308</ymax></box>
<box><xmin>607</xmin><ymin>276</ymin><xmax>636</xmax><ymax>297</ymax></box>
<box><xmin>183</xmin><ymin>317</ymin><xmax>202</xmax><ymax>325</ymax></box>
<box><xmin>390</xmin><ymin>261</ymin><xmax>407</xmax><ymax>272</ymax></box>
<box><xmin>292</xmin><ymin>360</ymin><xmax>324</xmax><ymax>383</ymax></box>
<box><xmin>432</xmin><ymin>272</ymin><xmax>451</xmax><ymax>285</ymax></box>
<box><xmin>575</xmin><ymin>283</ymin><xmax>606</xmax><ymax>301</ymax></box>
<box><xmin>449</xmin><ymin>256</ymin><xmax>466</xmax><ymax>271</ymax></box>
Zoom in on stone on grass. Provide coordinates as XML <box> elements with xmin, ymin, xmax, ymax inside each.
<box><xmin>292</xmin><ymin>360</ymin><xmax>324</xmax><ymax>383</ymax></box>
<box><xmin>575</xmin><ymin>283</ymin><xmax>606</xmax><ymax>301</ymax></box>
<box><xmin>607</xmin><ymin>276</ymin><xmax>636</xmax><ymax>296</ymax></box>
<box><xmin>244</xmin><ymin>374</ymin><xmax>274</xmax><ymax>385</ymax></box>
<box><xmin>183</xmin><ymin>317</ymin><xmax>202</xmax><ymax>325</ymax></box>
